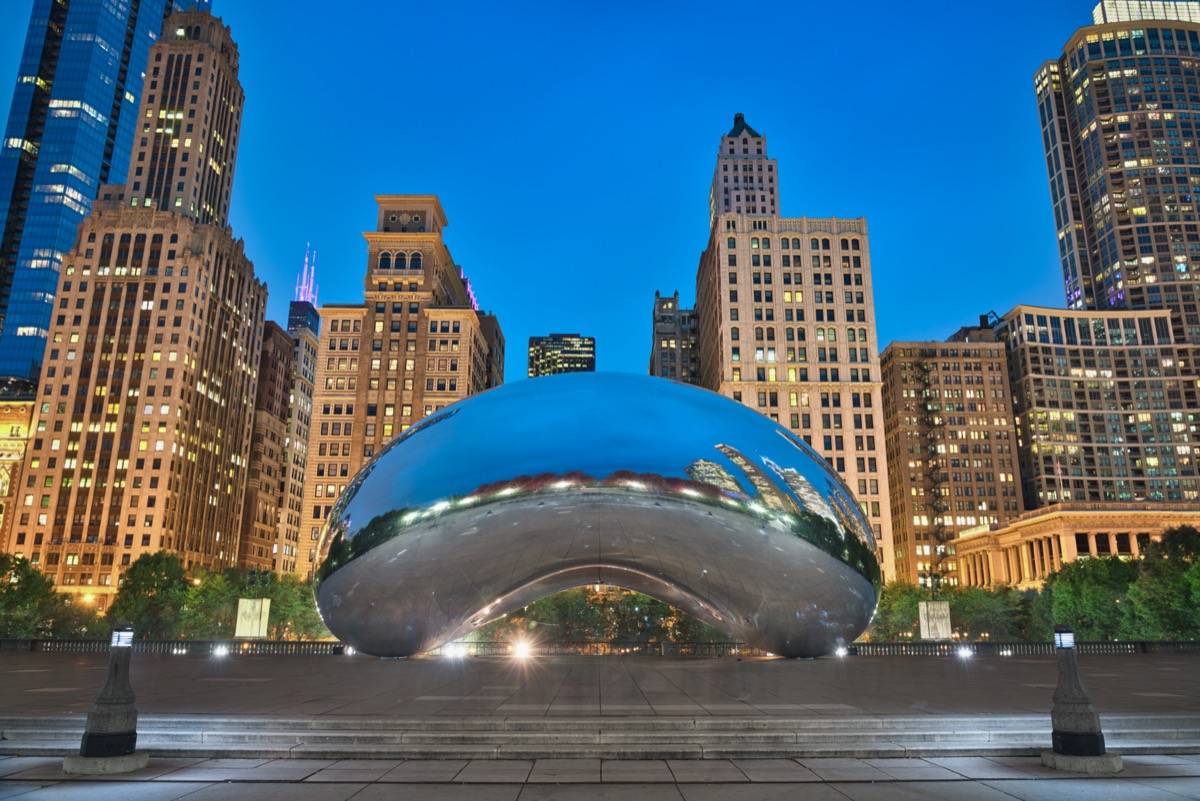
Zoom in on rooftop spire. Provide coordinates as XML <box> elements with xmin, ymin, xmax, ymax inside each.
<box><xmin>727</xmin><ymin>112</ymin><xmax>762</xmax><ymax>138</ymax></box>
<box><xmin>295</xmin><ymin>242</ymin><xmax>318</xmax><ymax>304</ymax></box>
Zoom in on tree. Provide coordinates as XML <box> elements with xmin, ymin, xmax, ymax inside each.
<box><xmin>263</xmin><ymin>573</ymin><xmax>329</xmax><ymax>640</ymax></box>
<box><xmin>865</xmin><ymin>581</ymin><xmax>925</xmax><ymax>641</ymax></box>
<box><xmin>1121</xmin><ymin>525</ymin><xmax>1200</xmax><ymax>640</ymax></box>
<box><xmin>945</xmin><ymin>585</ymin><xmax>1032</xmax><ymax>641</ymax></box>
<box><xmin>0</xmin><ymin>554</ymin><xmax>108</xmax><ymax>638</ymax></box>
<box><xmin>0</xmin><ymin>554</ymin><xmax>62</xmax><ymax>637</ymax></box>
<box><xmin>1042</xmin><ymin>557</ymin><xmax>1137</xmax><ymax>641</ymax></box>
<box><xmin>106</xmin><ymin>551</ymin><xmax>189</xmax><ymax>639</ymax></box>
<box><xmin>179</xmin><ymin>570</ymin><xmax>238</xmax><ymax>640</ymax></box>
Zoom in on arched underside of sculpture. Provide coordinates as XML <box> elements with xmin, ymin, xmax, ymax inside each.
<box><xmin>315</xmin><ymin>374</ymin><xmax>881</xmax><ymax>658</ymax></box>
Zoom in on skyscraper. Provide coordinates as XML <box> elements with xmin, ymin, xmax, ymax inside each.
<box><xmin>0</xmin><ymin>0</ymin><xmax>175</xmax><ymax>379</ymax></box>
<box><xmin>299</xmin><ymin>195</ymin><xmax>502</xmax><ymax>571</ymax></box>
<box><xmin>1037</xmin><ymin>0</ymin><xmax>1200</xmax><ymax>350</ymax></box>
<box><xmin>694</xmin><ymin>114</ymin><xmax>894</xmax><ymax>578</ymax></box>
<box><xmin>649</xmin><ymin>291</ymin><xmax>700</xmax><ymax>383</ymax></box>
<box><xmin>280</xmin><ymin>253</ymin><xmax>319</xmax><ymax>575</ymax></box>
<box><xmin>527</xmin><ymin>333</ymin><xmax>596</xmax><ymax>377</ymax></box>
<box><xmin>3</xmin><ymin>9</ymin><xmax>266</xmax><ymax>607</ymax></box>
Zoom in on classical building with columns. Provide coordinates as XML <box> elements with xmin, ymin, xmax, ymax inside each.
<box><xmin>955</xmin><ymin>502</ymin><xmax>1196</xmax><ymax>589</ymax></box>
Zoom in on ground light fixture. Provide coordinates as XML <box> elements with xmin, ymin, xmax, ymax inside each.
<box><xmin>513</xmin><ymin>640</ymin><xmax>532</xmax><ymax>660</ymax></box>
<box><xmin>212</xmin><ymin>645</ymin><xmax>230</xmax><ymax>658</ymax></box>
<box><xmin>834</xmin><ymin>646</ymin><xmax>849</xmax><ymax>657</ymax></box>
<box><xmin>956</xmin><ymin>645</ymin><xmax>973</xmax><ymax>659</ymax></box>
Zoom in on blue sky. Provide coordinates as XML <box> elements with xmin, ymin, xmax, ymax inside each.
<box><xmin>0</xmin><ymin>1</ymin><xmax>1095</xmax><ymax>379</ymax></box>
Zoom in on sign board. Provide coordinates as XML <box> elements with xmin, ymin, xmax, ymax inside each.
<box><xmin>918</xmin><ymin>600</ymin><xmax>952</xmax><ymax>641</ymax></box>
<box><xmin>235</xmin><ymin>598</ymin><xmax>271</xmax><ymax>639</ymax></box>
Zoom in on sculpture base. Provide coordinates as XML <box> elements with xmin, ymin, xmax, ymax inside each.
<box><xmin>63</xmin><ymin>752</ymin><xmax>150</xmax><ymax>775</ymax></box>
<box><xmin>1040</xmin><ymin>750</ymin><xmax>1123</xmax><ymax>774</ymax></box>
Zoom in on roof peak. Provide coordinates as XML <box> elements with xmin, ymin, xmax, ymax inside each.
<box><xmin>727</xmin><ymin>112</ymin><xmax>762</xmax><ymax>138</ymax></box>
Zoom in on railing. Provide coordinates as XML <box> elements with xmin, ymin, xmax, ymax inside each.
<box><xmin>1</xmin><ymin>639</ymin><xmax>345</xmax><ymax>655</ymax></box>
<box><xmin>1</xmin><ymin>638</ymin><xmax>1197</xmax><ymax>657</ymax></box>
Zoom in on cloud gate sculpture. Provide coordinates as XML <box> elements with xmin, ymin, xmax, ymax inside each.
<box><xmin>315</xmin><ymin>373</ymin><xmax>881</xmax><ymax>658</ymax></box>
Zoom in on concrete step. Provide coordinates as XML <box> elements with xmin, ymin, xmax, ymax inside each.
<box><xmin>4</xmin><ymin>713</ymin><xmax>1198</xmax><ymax>760</ymax></box>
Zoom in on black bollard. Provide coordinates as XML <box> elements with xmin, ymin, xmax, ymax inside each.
<box><xmin>1040</xmin><ymin>625</ymin><xmax>1123</xmax><ymax>773</ymax></box>
<box><xmin>63</xmin><ymin>623</ymin><xmax>150</xmax><ymax>774</ymax></box>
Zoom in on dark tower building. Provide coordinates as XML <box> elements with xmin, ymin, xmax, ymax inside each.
<box><xmin>0</xmin><ymin>0</ymin><xmax>176</xmax><ymax>378</ymax></box>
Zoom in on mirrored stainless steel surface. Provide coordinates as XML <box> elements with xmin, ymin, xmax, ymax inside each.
<box><xmin>315</xmin><ymin>373</ymin><xmax>880</xmax><ymax>657</ymax></box>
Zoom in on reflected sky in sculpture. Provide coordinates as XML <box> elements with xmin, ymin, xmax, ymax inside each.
<box><xmin>316</xmin><ymin>373</ymin><xmax>880</xmax><ymax>658</ymax></box>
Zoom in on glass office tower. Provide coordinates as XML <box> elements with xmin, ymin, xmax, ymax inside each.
<box><xmin>0</xmin><ymin>0</ymin><xmax>174</xmax><ymax>378</ymax></box>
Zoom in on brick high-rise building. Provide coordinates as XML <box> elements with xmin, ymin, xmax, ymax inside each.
<box><xmin>694</xmin><ymin>114</ymin><xmax>894</xmax><ymax>578</ymax></box>
<box><xmin>649</xmin><ymin>291</ymin><xmax>700</xmax><ymax>383</ymax></box>
<box><xmin>300</xmin><ymin>196</ymin><xmax>502</xmax><ymax>561</ymax></box>
<box><xmin>3</xmin><ymin>9</ymin><xmax>266</xmax><ymax>608</ymax></box>
<box><xmin>1037</xmin><ymin>0</ymin><xmax>1200</xmax><ymax>352</ymax></box>
<box><xmin>239</xmin><ymin>322</ymin><xmax>294</xmax><ymax>571</ymax></box>
<box><xmin>0</xmin><ymin>0</ymin><xmax>176</xmax><ymax>378</ymax></box>
<box><xmin>880</xmin><ymin>323</ymin><xmax>1024</xmax><ymax>589</ymax></box>
<box><xmin>527</xmin><ymin>333</ymin><xmax>596</xmax><ymax>377</ymax></box>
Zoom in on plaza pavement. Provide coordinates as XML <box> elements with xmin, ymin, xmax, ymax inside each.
<box><xmin>1</xmin><ymin>650</ymin><xmax>1198</xmax><ymax>799</ymax></box>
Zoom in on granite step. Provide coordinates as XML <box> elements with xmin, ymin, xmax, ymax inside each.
<box><xmin>3</xmin><ymin>713</ymin><xmax>1198</xmax><ymax>760</ymax></box>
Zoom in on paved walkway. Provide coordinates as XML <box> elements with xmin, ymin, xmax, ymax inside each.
<box><xmin>3</xmin><ymin>651</ymin><xmax>1198</xmax><ymax>717</ymax></box>
<box><xmin>2</xmin><ymin>651</ymin><xmax>1199</xmax><ymax>798</ymax></box>
<box><xmin>2</xmin><ymin>753</ymin><xmax>1199</xmax><ymax>799</ymax></box>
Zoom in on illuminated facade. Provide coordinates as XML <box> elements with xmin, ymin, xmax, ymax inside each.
<box><xmin>3</xmin><ymin>10</ymin><xmax>266</xmax><ymax>608</ymax></box>
<box><xmin>0</xmin><ymin>0</ymin><xmax>174</xmax><ymax>379</ymax></box>
<box><xmin>300</xmin><ymin>195</ymin><xmax>502</xmax><ymax>572</ymax></box>
<box><xmin>0</xmin><ymin>378</ymin><xmax>37</xmax><ymax>545</ymax></box>
<box><xmin>694</xmin><ymin>114</ymin><xmax>894</xmax><ymax>578</ymax></box>
<box><xmin>956</xmin><ymin>502</ymin><xmax>1196</xmax><ymax>589</ymax></box>
<box><xmin>527</xmin><ymin>333</ymin><xmax>596</xmax><ymax>377</ymax></box>
<box><xmin>650</xmin><ymin>291</ymin><xmax>699</xmax><ymax>383</ymax></box>
<box><xmin>880</xmin><ymin>324</ymin><xmax>1025</xmax><ymax>588</ymax></box>
<box><xmin>996</xmin><ymin>304</ymin><xmax>1198</xmax><ymax>506</ymax></box>
<box><xmin>1036</xmin><ymin>0</ymin><xmax>1200</xmax><ymax>354</ymax></box>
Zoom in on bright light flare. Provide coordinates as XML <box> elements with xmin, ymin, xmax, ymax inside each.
<box><xmin>513</xmin><ymin>640</ymin><xmax>532</xmax><ymax>659</ymax></box>
<box><xmin>213</xmin><ymin>645</ymin><xmax>230</xmax><ymax>658</ymax></box>
<box><xmin>834</xmin><ymin>646</ymin><xmax>849</xmax><ymax>658</ymax></box>
<box><xmin>956</xmin><ymin>646</ymin><xmax>973</xmax><ymax>659</ymax></box>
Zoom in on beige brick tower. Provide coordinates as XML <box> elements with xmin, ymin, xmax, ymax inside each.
<box><xmin>300</xmin><ymin>196</ymin><xmax>502</xmax><ymax>567</ymax></box>
<box><xmin>695</xmin><ymin>114</ymin><xmax>895</xmax><ymax>579</ymax></box>
<box><xmin>3</xmin><ymin>9</ymin><xmax>266</xmax><ymax>609</ymax></box>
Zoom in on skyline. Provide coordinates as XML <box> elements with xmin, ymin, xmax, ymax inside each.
<box><xmin>0</xmin><ymin>1</ymin><xmax>1095</xmax><ymax>378</ymax></box>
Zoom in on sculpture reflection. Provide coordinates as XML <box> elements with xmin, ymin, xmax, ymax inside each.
<box><xmin>315</xmin><ymin>373</ymin><xmax>880</xmax><ymax>658</ymax></box>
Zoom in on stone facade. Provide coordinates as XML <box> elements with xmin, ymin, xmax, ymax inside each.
<box><xmin>694</xmin><ymin>114</ymin><xmax>894</xmax><ymax>578</ymax></box>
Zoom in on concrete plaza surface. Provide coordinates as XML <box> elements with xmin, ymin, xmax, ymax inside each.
<box><xmin>1</xmin><ymin>752</ymin><xmax>1200</xmax><ymax>800</ymax></box>
<box><xmin>2</xmin><ymin>651</ymin><xmax>1199</xmax><ymax>798</ymax></box>
<box><xmin>2</xmin><ymin>650</ymin><xmax>1198</xmax><ymax>718</ymax></box>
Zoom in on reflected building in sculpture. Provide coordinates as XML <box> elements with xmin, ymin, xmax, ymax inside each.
<box><xmin>693</xmin><ymin>114</ymin><xmax>894</xmax><ymax>579</ymax></box>
<box><xmin>314</xmin><ymin>373</ymin><xmax>880</xmax><ymax>659</ymax></box>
